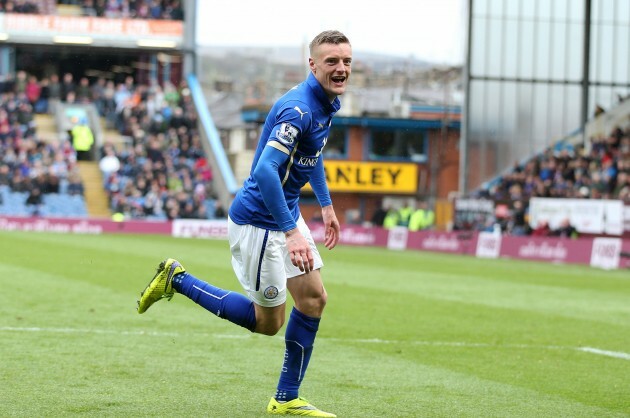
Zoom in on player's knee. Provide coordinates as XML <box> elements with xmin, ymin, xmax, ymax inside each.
<box><xmin>300</xmin><ymin>289</ymin><xmax>328</xmax><ymax>317</ymax></box>
<box><xmin>317</xmin><ymin>288</ymin><xmax>328</xmax><ymax>308</ymax></box>
<box><xmin>314</xmin><ymin>289</ymin><xmax>328</xmax><ymax>314</ymax></box>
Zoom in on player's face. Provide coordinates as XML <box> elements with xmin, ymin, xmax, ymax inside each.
<box><xmin>309</xmin><ymin>42</ymin><xmax>352</xmax><ymax>101</ymax></box>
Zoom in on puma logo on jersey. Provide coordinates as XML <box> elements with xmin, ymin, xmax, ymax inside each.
<box><xmin>294</xmin><ymin>106</ymin><xmax>308</xmax><ymax>120</ymax></box>
<box><xmin>317</xmin><ymin>122</ymin><xmax>325</xmax><ymax>129</ymax></box>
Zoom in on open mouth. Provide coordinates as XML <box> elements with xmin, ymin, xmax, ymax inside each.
<box><xmin>331</xmin><ymin>76</ymin><xmax>346</xmax><ymax>84</ymax></box>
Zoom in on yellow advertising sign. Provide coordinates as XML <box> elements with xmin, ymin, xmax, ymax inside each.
<box><xmin>304</xmin><ymin>161</ymin><xmax>418</xmax><ymax>193</ymax></box>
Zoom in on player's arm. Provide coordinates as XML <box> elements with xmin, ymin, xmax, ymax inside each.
<box><xmin>253</xmin><ymin>145</ymin><xmax>296</xmax><ymax>232</ymax></box>
<box><xmin>253</xmin><ymin>133</ymin><xmax>314</xmax><ymax>272</ymax></box>
<box><xmin>310</xmin><ymin>156</ymin><xmax>340</xmax><ymax>250</ymax></box>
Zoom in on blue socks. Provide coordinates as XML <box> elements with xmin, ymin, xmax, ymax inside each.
<box><xmin>172</xmin><ymin>273</ymin><xmax>320</xmax><ymax>402</ymax></box>
<box><xmin>275</xmin><ymin>307</ymin><xmax>320</xmax><ymax>402</ymax></box>
<box><xmin>172</xmin><ymin>272</ymin><xmax>256</xmax><ymax>332</ymax></box>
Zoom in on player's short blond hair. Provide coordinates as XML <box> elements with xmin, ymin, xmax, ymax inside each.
<box><xmin>309</xmin><ymin>30</ymin><xmax>351</xmax><ymax>55</ymax></box>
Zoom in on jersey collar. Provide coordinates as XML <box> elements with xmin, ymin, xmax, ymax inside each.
<box><xmin>306</xmin><ymin>73</ymin><xmax>341</xmax><ymax>113</ymax></box>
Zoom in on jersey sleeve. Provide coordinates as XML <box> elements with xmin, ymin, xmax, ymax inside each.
<box><xmin>267</xmin><ymin>102</ymin><xmax>312</xmax><ymax>154</ymax></box>
<box><xmin>252</xmin><ymin>144</ymin><xmax>297</xmax><ymax>232</ymax></box>
<box><xmin>309</xmin><ymin>155</ymin><xmax>332</xmax><ymax>207</ymax></box>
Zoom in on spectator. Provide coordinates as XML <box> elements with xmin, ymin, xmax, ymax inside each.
<box><xmin>166</xmin><ymin>0</ymin><xmax>184</xmax><ymax>19</ymax></box>
<box><xmin>370</xmin><ymin>202</ymin><xmax>387</xmax><ymax>227</ymax></box>
<box><xmin>213</xmin><ymin>201</ymin><xmax>226</xmax><ymax>218</ymax></box>
<box><xmin>0</xmin><ymin>108</ymin><xmax>10</xmax><ymax>143</ymax></box>
<box><xmin>71</xmin><ymin>118</ymin><xmax>94</xmax><ymax>161</ymax></box>
<box><xmin>47</xmin><ymin>73</ymin><xmax>61</xmax><ymax>114</ymax></box>
<box><xmin>101</xmin><ymin>80</ymin><xmax>117</xmax><ymax>126</ymax></box>
<box><xmin>104</xmin><ymin>0</ymin><xmax>122</xmax><ymax>18</ymax></box>
<box><xmin>25</xmin><ymin>75</ymin><xmax>41</xmax><ymax>108</ymax></box>
<box><xmin>148</xmin><ymin>0</ymin><xmax>162</xmax><ymax>18</ymax></box>
<box><xmin>383</xmin><ymin>206</ymin><xmax>399</xmax><ymax>229</ymax></box>
<box><xmin>142</xmin><ymin>181</ymin><xmax>164</xmax><ymax>217</ymax></box>
<box><xmin>397</xmin><ymin>202</ymin><xmax>413</xmax><ymax>227</ymax></box>
<box><xmin>36</xmin><ymin>76</ymin><xmax>50</xmax><ymax>114</ymax></box>
<box><xmin>66</xmin><ymin>170</ymin><xmax>85</xmax><ymax>196</ymax></box>
<box><xmin>76</xmin><ymin>77</ymin><xmax>92</xmax><ymax>103</ymax></box>
<box><xmin>13</xmin><ymin>70</ymin><xmax>27</xmax><ymax>95</ymax></box>
<box><xmin>0</xmin><ymin>163</ymin><xmax>10</xmax><ymax>185</ymax></box>
<box><xmin>60</xmin><ymin>73</ymin><xmax>76</xmax><ymax>102</ymax></box>
<box><xmin>552</xmin><ymin>218</ymin><xmax>578</xmax><ymax>239</ymax></box>
<box><xmin>82</xmin><ymin>0</ymin><xmax>98</xmax><ymax>16</ymax></box>
<box><xmin>10</xmin><ymin>169</ymin><xmax>31</xmax><ymax>192</ymax></box>
<box><xmin>91</xmin><ymin>77</ymin><xmax>107</xmax><ymax>115</ymax></box>
<box><xmin>531</xmin><ymin>220</ymin><xmax>552</xmax><ymax>237</ymax></box>
<box><xmin>507</xmin><ymin>200</ymin><xmax>530</xmax><ymax>236</ymax></box>
<box><xmin>99</xmin><ymin>145</ymin><xmax>121</xmax><ymax>183</ymax></box>
<box><xmin>25</xmin><ymin>186</ymin><xmax>43</xmax><ymax>216</ymax></box>
<box><xmin>17</xmin><ymin>102</ymin><xmax>36</xmax><ymax>137</ymax></box>
<box><xmin>409</xmin><ymin>201</ymin><xmax>435</xmax><ymax>231</ymax></box>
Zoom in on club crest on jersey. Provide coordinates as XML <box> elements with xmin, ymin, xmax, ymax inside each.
<box><xmin>263</xmin><ymin>286</ymin><xmax>279</xmax><ymax>299</ymax></box>
<box><xmin>276</xmin><ymin>123</ymin><xmax>298</xmax><ymax>145</ymax></box>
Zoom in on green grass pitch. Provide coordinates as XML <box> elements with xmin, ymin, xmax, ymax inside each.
<box><xmin>0</xmin><ymin>230</ymin><xmax>629</xmax><ymax>417</ymax></box>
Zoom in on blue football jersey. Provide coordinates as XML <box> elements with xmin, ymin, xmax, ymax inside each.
<box><xmin>229</xmin><ymin>73</ymin><xmax>340</xmax><ymax>231</ymax></box>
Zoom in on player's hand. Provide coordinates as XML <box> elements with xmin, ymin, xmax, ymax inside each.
<box><xmin>285</xmin><ymin>228</ymin><xmax>314</xmax><ymax>273</ymax></box>
<box><xmin>322</xmin><ymin>205</ymin><xmax>340</xmax><ymax>250</ymax></box>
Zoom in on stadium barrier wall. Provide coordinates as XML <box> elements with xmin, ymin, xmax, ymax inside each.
<box><xmin>0</xmin><ymin>216</ymin><xmax>627</xmax><ymax>270</ymax></box>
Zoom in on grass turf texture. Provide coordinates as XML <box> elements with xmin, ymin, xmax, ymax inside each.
<box><xmin>0</xmin><ymin>230</ymin><xmax>629</xmax><ymax>417</ymax></box>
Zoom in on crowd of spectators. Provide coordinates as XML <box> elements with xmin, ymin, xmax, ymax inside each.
<box><xmin>0</xmin><ymin>1</ymin><xmax>185</xmax><ymax>19</ymax></box>
<box><xmin>0</xmin><ymin>73</ymin><xmax>84</xmax><ymax>216</ymax></box>
<box><xmin>88</xmin><ymin>74</ymin><xmax>219</xmax><ymax>220</ymax></box>
<box><xmin>0</xmin><ymin>66</ymin><xmax>222</xmax><ymax>221</ymax></box>
<box><xmin>76</xmin><ymin>0</ymin><xmax>184</xmax><ymax>20</ymax></box>
<box><xmin>368</xmin><ymin>200</ymin><xmax>436</xmax><ymax>231</ymax></box>
<box><xmin>468</xmin><ymin>120</ymin><xmax>630</xmax><ymax>236</ymax></box>
<box><xmin>0</xmin><ymin>1</ymin><xmax>39</xmax><ymax>13</ymax></box>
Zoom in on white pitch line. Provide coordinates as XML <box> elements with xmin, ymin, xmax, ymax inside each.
<box><xmin>323</xmin><ymin>337</ymin><xmax>571</xmax><ymax>350</ymax></box>
<box><xmin>0</xmin><ymin>326</ymin><xmax>250</xmax><ymax>339</ymax></box>
<box><xmin>578</xmin><ymin>347</ymin><xmax>630</xmax><ymax>361</ymax></box>
<box><xmin>2</xmin><ymin>326</ymin><xmax>629</xmax><ymax>361</ymax></box>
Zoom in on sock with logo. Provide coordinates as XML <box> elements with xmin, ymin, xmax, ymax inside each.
<box><xmin>274</xmin><ymin>307</ymin><xmax>320</xmax><ymax>402</ymax></box>
<box><xmin>172</xmin><ymin>272</ymin><xmax>256</xmax><ymax>332</ymax></box>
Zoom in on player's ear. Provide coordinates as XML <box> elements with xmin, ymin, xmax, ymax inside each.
<box><xmin>308</xmin><ymin>57</ymin><xmax>316</xmax><ymax>73</ymax></box>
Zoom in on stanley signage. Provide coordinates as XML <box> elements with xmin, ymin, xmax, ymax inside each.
<box><xmin>304</xmin><ymin>161</ymin><xmax>418</xmax><ymax>193</ymax></box>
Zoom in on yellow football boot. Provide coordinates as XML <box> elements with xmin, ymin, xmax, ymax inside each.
<box><xmin>267</xmin><ymin>397</ymin><xmax>336</xmax><ymax>417</ymax></box>
<box><xmin>137</xmin><ymin>258</ymin><xmax>185</xmax><ymax>314</ymax></box>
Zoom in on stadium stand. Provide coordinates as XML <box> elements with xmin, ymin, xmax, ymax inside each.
<box><xmin>91</xmin><ymin>75</ymin><xmax>218</xmax><ymax>220</ymax></box>
<box><xmin>0</xmin><ymin>0</ymin><xmax>234</xmax><ymax>221</ymax></box>
<box><xmin>2</xmin><ymin>1</ymin><xmax>184</xmax><ymax>20</ymax></box>
<box><xmin>0</xmin><ymin>64</ymin><xmax>225</xmax><ymax>221</ymax></box>
<box><xmin>466</xmin><ymin>100</ymin><xmax>630</xmax><ymax>236</ymax></box>
<box><xmin>0</xmin><ymin>75</ymin><xmax>90</xmax><ymax>218</ymax></box>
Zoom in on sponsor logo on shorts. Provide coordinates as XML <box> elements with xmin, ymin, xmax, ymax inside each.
<box><xmin>263</xmin><ymin>286</ymin><xmax>279</xmax><ymax>299</ymax></box>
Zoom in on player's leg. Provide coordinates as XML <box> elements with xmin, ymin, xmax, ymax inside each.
<box><xmin>172</xmin><ymin>271</ymin><xmax>287</xmax><ymax>335</ymax></box>
<box><xmin>137</xmin><ymin>257</ymin><xmax>258</xmax><ymax>332</ymax></box>
<box><xmin>286</xmin><ymin>268</ymin><xmax>328</xmax><ymax>317</ymax></box>
<box><xmin>137</xmin><ymin>218</ymin><xmax>288</xmax><ymax>335</ymax></box>
<box><xmin>274</xmin><ymin>269</ymin><xmax>327</xmax><ymax>402</ymax></box>
<box><xmin>267</xmin><ymin>217</ymin><xmax>336</xmax><ymax>416</ymax></box>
